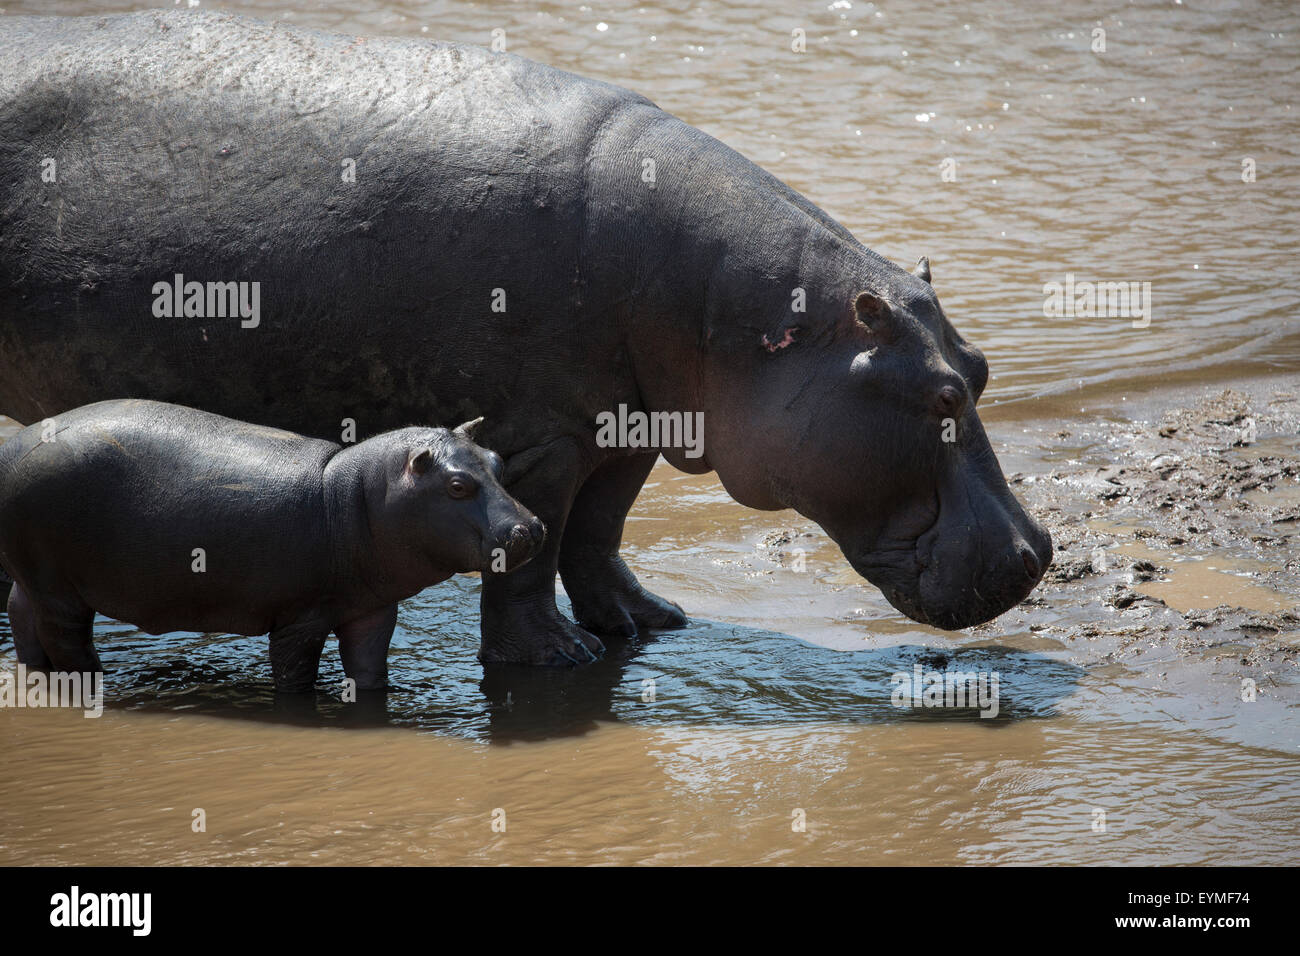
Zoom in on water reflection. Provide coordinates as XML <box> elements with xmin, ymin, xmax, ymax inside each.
<box><xmin>0</xmin><ymin>580</ymin><xmax>1084</xmax><ymax>742</ymax></box>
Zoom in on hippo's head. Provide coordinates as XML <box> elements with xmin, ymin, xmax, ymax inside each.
<box><xmin>691</xmin><ymin>257</ymin><xmax>1051</xmax><ymax>630</ymax></box>
<box><xmin>363</xmin><ymin>420</ymin><xmax>545</xmax><ymax>577</ymax></box>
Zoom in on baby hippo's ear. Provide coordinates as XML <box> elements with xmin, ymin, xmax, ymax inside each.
<box><xmin>453</xmin><ymin>416</ymin><xmax>485</xmax><ymax>441</ymax></box>
<box><xmin>408</xmin><ymin>447</ymin><xmax>434</xmax><ymax>476</ymax></box>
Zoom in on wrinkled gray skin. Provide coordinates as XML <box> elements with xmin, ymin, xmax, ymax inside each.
<box><xmin>0</xmin><ymin>12</ymin><xmax>1051</xmax><ymax>665</ymax></box>
<box><xmin>0</xmin><ymin>400</ymin><xmax>544</xmax><ymax>691</ymax></box>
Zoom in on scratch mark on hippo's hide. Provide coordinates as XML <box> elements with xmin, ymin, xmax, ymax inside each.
<box><xmin>93</xmin><ymin>430</ymin><xmax>130</xmax><ymax>456</ymax></box>
<box><xmin>762</xmin><ymin>327</ymin><xmax>799</xmax><ymax>352</ymax></box>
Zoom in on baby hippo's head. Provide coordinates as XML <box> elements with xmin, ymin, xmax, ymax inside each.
<box><xmin>360</xmin><ymin>419</ymin><xmax>545</xmax><ymax>577</ymax></box>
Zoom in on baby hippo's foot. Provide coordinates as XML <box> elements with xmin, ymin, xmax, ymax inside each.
<box><xmin>479</xmin><ymin>597</ymin><xmax>605</xmax><ymax>666</ymax></box>
<box><xmin>337</xmin><ymin>604</ymin><xmax>398</xmax><ymax>692</ymax></box>
<box><xmin>346</xmin><ymin>672</ymin><xmax>391</xmax><ymax>693</ymax></box>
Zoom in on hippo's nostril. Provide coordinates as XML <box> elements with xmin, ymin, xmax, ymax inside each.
<box><xmin>496</xmin><ymin>524</ymin><xmax>536</xmax><ymax>569</ymax></box>
<box><xmin>504</xmin><ymin>522</ymin><xmax>543</xmax><ymax>559</ymax></box>
<box><xmin>1020</xmin><ymin>547</ymin><xmax>1041</xmax><ymax>580</ymax></box>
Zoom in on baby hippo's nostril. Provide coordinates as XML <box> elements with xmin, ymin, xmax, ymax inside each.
<box><xmin>504</xmin><ymin>521</ymin><xmax>544</xmax><ymax>564</ymax></box>
<box><xmin>528</xmin><ymin>517</ymin><xmax>546</xmax><ymax>547</ymax></box>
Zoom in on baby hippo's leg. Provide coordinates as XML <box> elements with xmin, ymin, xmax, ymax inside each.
<box><xmin>337</xmin><ymin>605</ymin><xmax>398</xmax><ymax>691</ymax></box>
<box><xmin>7</xmin><ymin>583</ymin><xmax>52</xmax><ymax>669</ymax></box>
<box><xmin>7</xmin><ymin>583</ymin><xmax>97</xmax><ymax>672</ymax></box>
<box><xmin>268</xmin><ymin>622</ymin><xmax>329</xmax><ymax>693</ymax></box>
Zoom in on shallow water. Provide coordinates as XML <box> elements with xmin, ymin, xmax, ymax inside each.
<box><xmin>2</xmin><ymin>433</ymin><xmax>1297</xmax><ymax>865</ymax></box>
<box><xmin>2</xmin><ymin>0</ymin><xmax>1298</xmax><ymax>865</ymax></box>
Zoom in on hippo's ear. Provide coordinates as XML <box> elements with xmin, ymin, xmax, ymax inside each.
<box><xmin>853</xmin><ymin>291</ymin><xmax>897</xmax><ymax>342</ymax></box>
<box><xmin>453</xmin><ymin>416</ymin><xmax>485</xmax><ymax>441</ymax></box>
<box><xmin>408</xmin><ymin>447</ymin><xmax>435</xmax><ymax>476</ymax></box>
<box><xmin>912</xmin><ymin>257</ymin><xmax>931</xmax><ymax>284</ymax></box>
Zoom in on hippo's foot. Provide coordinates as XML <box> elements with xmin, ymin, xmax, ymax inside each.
<box><xmin>559</xmin><ymin>453</ymin><xmax>687</xmax><ymax>640</ymax></box>
<box><xmin>348</xmin><ymin>674</ymin><xmax>392</xmax><ymax>693</ymax></box>
<box><xmin>479</xmin><ymin>598</ymin><xmax>605</xmax><ymax>666</ymax></box>
<box><xmin>567</xmin><ymin>572</ymin><xmax>687</xmax><ymax>640</ymax></box>
<box><xmin>561</xmin><ymin>550</ymin><xmax>687</xmax><ymax>639</ymax></box>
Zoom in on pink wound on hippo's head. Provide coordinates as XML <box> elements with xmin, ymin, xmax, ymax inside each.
<box><xmin>761</xmin><ymin>327</ymin><xmax>799</xmax><ymax>352</ymax></box>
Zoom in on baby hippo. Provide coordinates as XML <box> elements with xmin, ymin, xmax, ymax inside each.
<box><xmin>0</xmin><ymin>399</ymin><xmax>544</xmax><ymax>692</ymax></box>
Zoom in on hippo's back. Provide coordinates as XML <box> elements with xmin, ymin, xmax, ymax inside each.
<box><xmin>0</xmin><ymin>399</ymin><xmax>337</xmax><ymax>556</ymax></box>
<box><xmin>0</xmin><ymin>396</ymin><xmax>335</xmax><ymax>472</ymax></box>
<box><xmin>0</xmin><ymin>11</ymin><xmax>661</xmax><ymax>432</ymax></box>
<box><xmin>0</xmin><ymin>399</ymin><xmax>340</xmax><ymax>627</ymax></box>
<box><xmin>0</xmin><ymin>9</ymin><xmax>652</xmax><ymax>292</ymax></box>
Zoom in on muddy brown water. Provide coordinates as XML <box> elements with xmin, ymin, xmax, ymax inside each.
<box><xmin>1</xmin><ymin>0</ymin><xmax>1298</xmax><ymax>865</ymax></box>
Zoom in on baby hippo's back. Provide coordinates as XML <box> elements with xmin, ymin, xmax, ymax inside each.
<box><xmin>0</xmin><ymin>399</ymin><xmax>338</xmax><ymax>635</ymax></box>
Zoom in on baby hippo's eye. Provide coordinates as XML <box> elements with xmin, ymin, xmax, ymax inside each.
<box><xmin>446</xmin><ymin>473</ymin><xmax>477</xmax><ymax>499</ymax></box>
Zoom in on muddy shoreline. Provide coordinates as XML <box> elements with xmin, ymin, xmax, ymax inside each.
<box><xmin>1009</xmin><ymin>378</ymin><xmax>1297</xmax><ymax>697</ymax></box>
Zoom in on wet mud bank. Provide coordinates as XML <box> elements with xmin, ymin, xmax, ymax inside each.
<box><xmin>1010</xmin><ymin>381</ymin><xmax>1296</xmax><ymax>685</ymax></box>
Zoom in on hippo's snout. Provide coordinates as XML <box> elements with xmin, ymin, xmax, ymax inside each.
<box><xmin>842</xmin><ymin>469</ymin><xmax>1053</xmax><ymax>632</ymax></box>
<box><xmin>912</xmin><ymin>514</ymin><xmax>1052</xmax><ymax>630</ymax></box>
<box><xmin>904</xmin><ymin>496</ymin><xmax>1055</xmax><ymax>632</ymax></box>
<box><xmin>492</xmin><ymin>516</ymin><xmax>546</xmax><ymax>572</ymax></box>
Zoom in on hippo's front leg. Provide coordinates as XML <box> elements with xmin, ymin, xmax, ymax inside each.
<box><xmin>558</xmin><ymin>452</ymin><xmax>687</xmax><ymax>638</ymax></box>
<box><xmin>268</xmin><ymin>621</ymin><xmax>329</xmax><ymax>693</ymax></box>
<box><xmin>336</xmin><ymin>604</ymin><xmax>397</xmax><ymax>691</ymax></box>
<box><xmin>479</xmin><ymin>437</ymin><xmax>606</xmax><ymax>665</ymax></box>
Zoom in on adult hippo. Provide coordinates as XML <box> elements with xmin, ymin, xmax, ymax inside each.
<box><xmin>0</xmin><ymin>11</ymin><xmax>1051</xmax><ymax>665</ymax></box>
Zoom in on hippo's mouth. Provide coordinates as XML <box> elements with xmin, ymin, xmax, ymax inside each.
<box><xmin>849</xmin><ymin>543</ymin><xmax>1046</xmax><ymax>631</ymax></box>
<box><xmin>847</xmin><ymin>546</ymin><xmax>933</xmax><ymax>626</ymax></box>
<box><xmin>845</xmin><ymin>510</ymin><xmax>1050</xmax><ymax>632</ymax></box>
<box><xmin>842</xmin><ymin>495</ymin><xmax>980</xmax><ymax>629</ymax></box>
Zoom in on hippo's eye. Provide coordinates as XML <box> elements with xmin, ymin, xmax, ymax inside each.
<box><xmin>446</xmin><ymin>474</ymin><xmax>477</xmax><ymax>499</ymax></box>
